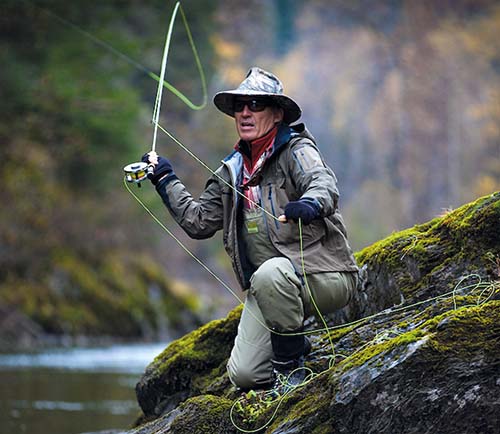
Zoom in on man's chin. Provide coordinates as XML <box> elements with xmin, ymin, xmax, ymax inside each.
<box><xmin>238</xmin><ymin>131</ymin><xmax>257</xmax><ymax>142</ymax></box>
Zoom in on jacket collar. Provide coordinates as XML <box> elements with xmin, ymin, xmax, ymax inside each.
<box><xmin>222</xmin><ymin>122</ymin><xmax>307</xmax><ymax>175</ymax></box>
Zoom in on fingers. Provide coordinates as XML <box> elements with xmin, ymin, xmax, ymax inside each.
<box><xmin>278</xmin><ymin>215</ymin><xmax>288</xmax><ymax>223</ymax></box>
<box><xmin>147</xmin><ymin>151</ymin><xmax>158</xmax><ymax>165</ymax></box>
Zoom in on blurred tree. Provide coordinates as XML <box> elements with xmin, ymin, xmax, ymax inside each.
<box><xmin>259</xmin><ymin>0</ymin><xmax>500</xmax><ymax>248</ymax></box>
<box><xmin>0</xmin><ymin>0</ymin><xmax>221</xmax><ymax>337</ymax></box>
<box><xmin>1</xmin><ymin>0</ymin><xmax>499</xmax><ymax>324</ymax></box>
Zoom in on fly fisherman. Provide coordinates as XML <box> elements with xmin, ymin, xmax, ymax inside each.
<box><xmin>142</xmin><ymin>67</ymin><xmax>358</xmax><ymax>394</ymax></box>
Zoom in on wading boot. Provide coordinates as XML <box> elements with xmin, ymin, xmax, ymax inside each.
<box><xmin>270</xmin><ymin>355</ymin><xmax>307</xmax><ymax>397</ymax></box>
<box><xmin>269</xmin><ymin>331</ymin><xmax>312</xmax><ymax>398</ymax></box>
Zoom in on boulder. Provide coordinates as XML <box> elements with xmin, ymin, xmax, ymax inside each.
<box><xmin>129</xmin><ymin>192</ymin><xmax>500</xmax><ymax>434</ymax></box>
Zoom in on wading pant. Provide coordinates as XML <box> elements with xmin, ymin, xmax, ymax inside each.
<box><xmin>226</xmin><ymin>257</ymin><xmax>357</xmax><ymax>389</ymax></box>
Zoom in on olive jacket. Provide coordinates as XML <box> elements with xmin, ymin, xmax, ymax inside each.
<box><xmin>155</xmin><ymin>123</ymin><xmax>358</xmax><ymax>290</ymax></box>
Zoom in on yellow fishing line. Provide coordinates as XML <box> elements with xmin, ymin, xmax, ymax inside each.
<box><xmin>28</xmin><ymin>1</ymin><xmax>207</xmax><ymax>111</ymax></box>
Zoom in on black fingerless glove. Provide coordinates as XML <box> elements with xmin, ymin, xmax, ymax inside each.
<box><xmin>141</xmin><ymin>153</ymin><xmax>175</xmax><ymax>186</ymax></box>
<box><xmin>284</xmin><ymin>198</ymin><xmax>320</xmax><ymax>225</ymax></box>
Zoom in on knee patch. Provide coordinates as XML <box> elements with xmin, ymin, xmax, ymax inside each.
<box><xmin>250</xmin><ymin>257</ymin><xmax>296</xmax><ymax>296</ymax></box>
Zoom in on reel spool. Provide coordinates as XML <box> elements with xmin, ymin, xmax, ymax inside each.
<box><xmin>123</xmin><ymin>162</ymin><xmax>153</xmax><ymax>186</ymax></box>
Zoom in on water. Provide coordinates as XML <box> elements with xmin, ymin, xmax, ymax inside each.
<box><xmin>0</xmin><ymin>343</ymin><xmax>167</xmax><ymax>434</ymax></box>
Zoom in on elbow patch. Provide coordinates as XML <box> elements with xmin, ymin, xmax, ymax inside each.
<box><xmin>293</xmin><ymin>147</ymin><xmax>324</xmax><ymax>172</ymax></box>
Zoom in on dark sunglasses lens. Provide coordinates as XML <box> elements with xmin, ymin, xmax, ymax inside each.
<box><xmin>234</xmin><ymin>99</ymin><xmax>269</xmax><ymax>112</ymax></box>
<box><xmin>250</xmin><ymin>100</ymin><xmax>268</xmax><ymax>111</ymax></box>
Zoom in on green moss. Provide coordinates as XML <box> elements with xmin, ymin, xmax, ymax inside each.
<box><xmin>231</xmin><ymin>389</ymin><xmax>276</xmax><ymax>428</ymax></box>
<box><xmin>426</xmin><ymin>300</ymin><xmax>500</xmax><ymax>358</ymax></box>
<box><xmin>312</xmin><ymin>424</ymin><xmax>337</xmax><ymax>434</ymax></box>
<box><xmin>332</xmin><ymin>298</ymin><xmax>499</xmax><ymax>375</ymax></box>
<box><xmin>139</xmin><ymin>304</ymin><xmax>242</xmax><ymax>406</ymax></box>
<box><xmin>168</xmin><ymin>395</ymin><xmax>233</xmax><ymax>434</ymax></box>
<box><xmin>281</xmin><ymin>393</ymin><xmax>322</xmax><ymax>422</ymax></box>
<box><xmin>354</xmin><ymin>193</ymin><xmax>499</xmax><ymax>299</ymax></box>
<box><xmin>337</xmin><ymin>328</ymin><xmax>426</xmax><ymax>372</ymax></box>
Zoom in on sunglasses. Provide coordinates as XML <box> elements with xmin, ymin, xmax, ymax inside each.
<box><xmin>233</xmin><ymin>98</ymin><xmax>273</xmax><ymax>113</ymax></box>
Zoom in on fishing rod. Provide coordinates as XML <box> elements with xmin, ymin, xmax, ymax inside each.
<box><xmin>25</xmin><ymin>0</ymin><xmax>206</xmax><ymax>186</ymax></box>
<box><xmin>124</xmin><ymin>1</ymin><xmax>183</xmax><ymax>186</ymax></box>
<box><xmin>27</xmin><ymin>1</ymin><xmax>207</xmax><ymax>109</ymax></box>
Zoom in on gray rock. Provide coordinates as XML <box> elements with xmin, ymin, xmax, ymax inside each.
<box><xmin>128</xmin><ymin>192</ymin><xmax>500</xmax><ymax>434</ymax></box>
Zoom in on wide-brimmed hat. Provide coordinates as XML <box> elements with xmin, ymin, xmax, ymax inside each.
<box><xmin>213</xmin><ymin>67</ymin><xmax>302</xmax><ymax>124</ymax></box>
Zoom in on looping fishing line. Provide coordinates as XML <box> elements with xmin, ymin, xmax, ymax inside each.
<box><xmin>28</xmin><ymin>0</ymin><xmax>207</xmax><ymax>111</ymax></box>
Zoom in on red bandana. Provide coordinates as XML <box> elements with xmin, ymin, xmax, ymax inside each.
<box><xmin>235</xmin><ymin>125</ymin><xmax>278</xmax><ymax>209</ymax></box>
<box><xmin>238</xmin><ymin>125</ymin><xmax>278</xmax><ymax>174</ymax></box>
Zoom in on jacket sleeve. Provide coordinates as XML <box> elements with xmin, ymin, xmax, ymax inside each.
<box><xmin>155</xmin><ymin>168</ymin><xmax>225</xmax><ymax>239</ymax></box>
<box><xmin>287</xmin><ymin>139</ymin><xmax>339</xmax><ymax>217</ymax></box>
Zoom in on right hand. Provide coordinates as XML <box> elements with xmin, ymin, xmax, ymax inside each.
<box><xmin>142</xmin><ymin>152</ymin><xmax>174</xmax><ymax>185</ymax></box>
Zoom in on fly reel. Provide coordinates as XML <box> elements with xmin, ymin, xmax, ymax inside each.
<box><xmin>123</xmin><ymin>161</ymin><xmax>153</xmax><ymax>187</ymax></box>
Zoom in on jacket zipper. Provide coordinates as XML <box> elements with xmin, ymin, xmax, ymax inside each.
<box><xmin>222</xmin><ymin>158</ymin><xmax>247</xmax><ymax>289</ymax></box>
<box><xmin>268</xmin><ymin>184</ymin><xmax>279</xmax><ymax>230</ymax></box>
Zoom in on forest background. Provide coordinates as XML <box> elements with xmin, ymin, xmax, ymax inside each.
<box><xmin>1</xmin><ymin>0</ymin><xmax>499</xmax><ymax>342</ymax></box>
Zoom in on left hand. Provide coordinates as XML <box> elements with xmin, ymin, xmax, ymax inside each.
<box><xmin>283</xmin><ymin>199</ymin><xmax>320</xmax><ymax>225</ymax></box>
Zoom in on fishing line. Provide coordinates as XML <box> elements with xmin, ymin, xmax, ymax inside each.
<box><xmin>154</xmin><ymin>122</ymin><xmax>281</xmax><ymax>222</ymax></box>
<box><xmin>26</xmin><ymin>0</ymin><xmax>207</xmax><ymax>111</ymax></box>
<box><xmin>151</xmin><ymin>2</ymin><xmax>180</xmax><ymax>153</ymax></box>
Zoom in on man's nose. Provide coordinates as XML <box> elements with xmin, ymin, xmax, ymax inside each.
<box><xmin>241</xmin><ymin>105</ymin><xmax>252</xmax><ymax>116</ymax></box>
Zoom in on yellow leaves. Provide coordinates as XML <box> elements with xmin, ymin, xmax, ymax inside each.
<box><xmin>211</xmin><ymin>35</ymin><xmax>242</xmax><ymax>61</ymax></box>
<box><xmin>368</xmin><ymin>69</ymin><xmax>403</xmax><ymax>154</ymax></box>
<box><xmin>462</xmin><ymin>6</ymin><xmax>500</xmax><ymax>60</ymax></box>
<box><xmin>429</xmin><ymin>4</ymin><xmax>500</xmax><ymax>61</ymax></box>
<box><xmin>473</xmin><ymin>176</ymin><xmax>500</xmax><ymax>199</ymax></box>
<box><xmin>467</xmin><ymin>89</ymin><xmax>500</xmax><ymax>142</ymax></box>
<box><xmin>210</xmin><ymin>35</ymin><xmax>245</xmax><ymax>86</ymax></box>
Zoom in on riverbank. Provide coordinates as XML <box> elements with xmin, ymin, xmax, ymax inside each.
<box><xmin>0</xmin><ymin>253</ymin><xmax>207</xmax><ymax>354</ymax></box>
<box><xmin>0</xmin><ymin>304</ymin><xmax>172</xmax><ymax>354</ymax></box>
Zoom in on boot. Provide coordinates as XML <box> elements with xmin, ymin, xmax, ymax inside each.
<box><xmin>270</xmin><ymin>356</ymin><xmax>306</xmax><ymax>397</ymax></box>
<box><xmin>269</xmin><ymin>330</ymin><xmax>311</xmax><ymax>397</ymax></box>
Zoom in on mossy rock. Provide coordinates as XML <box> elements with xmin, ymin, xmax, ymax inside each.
<box><xmin>136</xmin><ymin>305</ymin><xmax>242</xmax><ymax>417</ymax></box>
<box><xmin>129</xmin><ymin>193</ymin><xmax>500</xmax><ymax>433</ymax></box>
<box><xmin>130</xmin><ymin>395</ymin><xmax>236</xmax><ymax>434</ymax></box>
<box><xmin>346</xmin><ymin>192</ymin><xmax>500</xmax><ymax>320</ymax></box>
<box><xmin>264</xmin><ymin>300</ymin><xmax>500</xmax><ymax>434</ymax></box>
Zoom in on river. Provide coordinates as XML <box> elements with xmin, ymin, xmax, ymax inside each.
<box><xmin>0</xmin><ymin>343</ymin><xmax>167</xmax><ymax>434</ymax></box>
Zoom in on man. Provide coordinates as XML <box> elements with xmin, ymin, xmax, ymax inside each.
<box><xmin>142</xmin><ymin>67</ymin><xmax>358</xmax><ymax>393</ymax></box>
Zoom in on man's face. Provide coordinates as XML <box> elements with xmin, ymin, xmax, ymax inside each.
<box><xmin>234</xmin><ymin>97</ymin><xmax>283</xmax><ymax>142</ymax></box>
